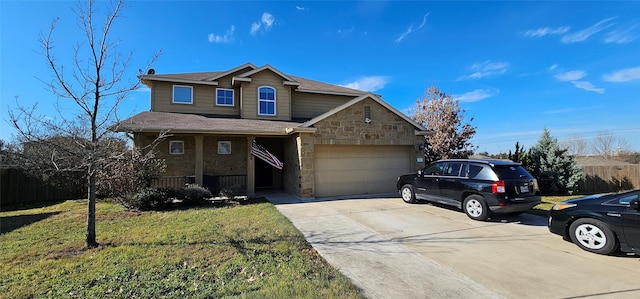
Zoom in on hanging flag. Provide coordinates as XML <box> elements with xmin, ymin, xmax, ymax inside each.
<box><xmin>251</xmin><ymin>140</ymin><xmax>284</xmax><ymax>170</ymax></box>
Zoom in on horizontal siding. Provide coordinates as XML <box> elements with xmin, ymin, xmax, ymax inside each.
<box><xmin>240</xmin><ymin>70</ymin><xmax>291</xmax><ymax>120</ymax></box>
<box><xmin>291</xmin><ymin>92</ymin><xmax>353</xmax><ymax>119</ymax></box>
<box><xmin>152</xmin><ymin>81</ymin><xmax>240</xmax><ymax>115</ymax></box>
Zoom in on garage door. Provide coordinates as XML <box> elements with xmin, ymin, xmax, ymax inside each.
<box><xmin>315</xmin><ymin>145</ymin><xmax>412</xmax><ymax>198</ymax></box>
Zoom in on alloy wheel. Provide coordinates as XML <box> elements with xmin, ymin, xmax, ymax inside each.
<box><xmin>574</xmin><ymin>223</ymin><xmax>607</xmax><ymax>250</ymax></box>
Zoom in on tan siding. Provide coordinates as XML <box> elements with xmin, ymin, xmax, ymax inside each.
<box><xmin>291</xmin><ymin>92</ymin><xmax>353</xmax><ymax>119</ymax></box>
<box><xmin>149</xmin><ymin>82</ymin><xmax>157</xmax><ymax>111</ymax></box>
<box><xmin>152</xmin><ymin>81</ymin><xmax>240</xmax><ymax>115</ymax></box>
<box><xmin>240</xmin><ymin>70</ymin><xmax>291</xmax><ymax>120</ymax></box>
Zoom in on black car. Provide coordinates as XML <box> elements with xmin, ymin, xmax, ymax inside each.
<box><xmin>397</xmin><ymin>159</ymin><xmax>541</xmax><ymax>221</ymax></box>
<box><xmin>548</xmin><ymin>190</ymin><xmax>640</xmax><ymax>255</ymax></box>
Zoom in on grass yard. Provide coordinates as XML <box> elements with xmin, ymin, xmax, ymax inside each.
<box><xmin>0</xmin><ymin>199</ymin><xmax>364</xmax><ymax>299</ymax></box>
<box><xmin>528</xmin><ymin>195</ymin><xmax>581</xmax><ymax>217</ymax></box>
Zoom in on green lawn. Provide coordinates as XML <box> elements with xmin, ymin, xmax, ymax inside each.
<box><xmin>0</xmin><ymin>199</ymin><xmax>364</xmax><ymax>299</ymax></box>
<box><xmin>528</xmin><ymin>195</ymin><xmax>581</xmax><ymax>217</ymax></box>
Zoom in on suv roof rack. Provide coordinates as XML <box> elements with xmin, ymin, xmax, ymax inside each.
<box><xmin>436</xmin><ymin>158</ymin><xmax>522</xmax><ymax>167</ymax></box>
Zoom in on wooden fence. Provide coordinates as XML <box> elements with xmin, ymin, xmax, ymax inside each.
<box><xmin>1</xmin><ymin>168</ymin><xmax>84</xmax><ymax>206</ymax></box>
<box><xmin>576</xmin><ymin>165</ymin><xmax>640</xmax><ymax>194</ymax></box>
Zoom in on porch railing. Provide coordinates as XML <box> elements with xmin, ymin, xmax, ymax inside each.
<box><xmin>204</xmin><ymin>174</ymin><xmax>247</xmax><ymax>196</ymax></box>
<box><xmin>151</xmin><ymin>175</ymin><xmax>247</xmax><ymax>196</ymax></box>
<box><xmin>151</xmin><ymin>176</ymin><xmax>196</xmax><ymax>190</ymax></box>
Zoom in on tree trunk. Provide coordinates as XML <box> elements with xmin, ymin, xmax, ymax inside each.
<box><xmin>86</xmin><ymin>164</ymin><xmax>98</xmax><ymax>248</ymax></box>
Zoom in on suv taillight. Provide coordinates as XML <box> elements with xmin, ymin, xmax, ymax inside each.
<box><xmin>492</xmin><ymin>180</ymin><xmax>506</xmax><ymax>194</ymax></box>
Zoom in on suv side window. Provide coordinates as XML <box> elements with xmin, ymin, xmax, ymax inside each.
<box><xmin>423</xmin><ymin>162</ymin><xmax>444</xmax><ymax>176</ymax></box>
<box><xmin>492</xmin><ymin>166</ymin><xmax>533</xmax><ymax>180</ymax></box>
<box><xmin>443</xmin><ymin>162</ymin><xmax>465</xmax><ymax>177</ymax></box>
<box><xmin>468</xmin><ymin>163</ymin><xmax>498</xmax><ymax>181</ymax></box>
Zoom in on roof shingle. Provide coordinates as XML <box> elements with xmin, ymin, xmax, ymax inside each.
<box><xmin>114</xmin><ymin>111</ymin><xmax>305</xmax><ymax>135</ymax></box>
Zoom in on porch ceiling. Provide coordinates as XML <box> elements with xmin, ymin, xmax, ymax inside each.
<box><xmin>113</xmin><ymin>111</ymin><xmax>305</xmax><ymax>135</ymax></box>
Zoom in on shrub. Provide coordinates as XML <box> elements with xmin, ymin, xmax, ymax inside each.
<box><xmin>178</xmin><ymin>184</ymin><xmax>212</xmax><ymax>205</ymax></box>
<box><xmin>96</xmin><ymin>146</ymin><xmax>165</xmax><ymax>200</ymax></box>
<box><xmin>219</xmin><ymin>188</ymin><xmax>239</xmax><ymax>202</ymax></box>
<box><xmin>119</xmin><ymin>187</ymin><xmax>168</xmax><ymax>211</ymax></box>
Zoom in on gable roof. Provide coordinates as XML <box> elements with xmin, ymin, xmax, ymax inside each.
<box><xmin>204</xmin><ymin>62</ymin><xmax>257</xmax><ymax>81</ymax></box>
<box><xmin>139</xmin><ymin>63</ymin><xmax>367</xmax><ymax>96</ymax></box>
<box><xmin>301</xmin><ymin>93</ymin><xmax>429</xmax><ymax>133</ymax></box>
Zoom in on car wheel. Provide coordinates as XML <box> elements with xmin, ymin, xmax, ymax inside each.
<box><xmin>400</xmin><ymin>185</ymin><xmax>416</xmax><ymax>204</ymax></box>
<box><xmin>569</xmin><ymin>218</ymin><xmax>618</xmax><ymax>255</ymax></box>
<box><xmin>463</xmin><ymin>195</ymin><xmax>489</xmax><ymax>221</ymax></box>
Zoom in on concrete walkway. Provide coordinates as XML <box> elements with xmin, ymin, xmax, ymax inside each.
<box><xmin>263</xmin><ymin>191</ymin><xmax>502</xmax><ymax>299</ymax></box>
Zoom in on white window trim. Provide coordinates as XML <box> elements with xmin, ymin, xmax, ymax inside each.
<box><xmin>218</xmin><ymin>141</ymin><xmax>231</xmax><ymax>154</ymax></box>
<box><xmin>169</xmin><ymin>141</ymin><xmax>184</xmax><ymax>155</ymax></box>
<box><xmin>258</xmin><ymin>86</ymin><xmax>276</xmax><ymax>116</ymax></box>
<box><xmin>172</xmin><ymin>85</ymin><xmax>193</xmax><ymax>104</ymax></box>
<box><xmin>215</xmin><ymin>88</ymin><xmax>234</xmax><ymax>106</ymax></box>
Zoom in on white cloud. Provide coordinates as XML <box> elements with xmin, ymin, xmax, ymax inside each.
<box><xmin>605</xmin><ymin>23</ymin><xmax>639</xmax><ymax>44</ymax></box>
<box><xmin>296</xmin><ymin>6</ymin><xmax>305</xmax><ymax>11</ymax></box>
<box><xmin>554</xmin><ymin>70</ymin><xmax>587</xmax><ymax>81</ymax></box>
<box><xmin>561</xmin><ymin>18</ymin><xmax>615</xmax><ymax>43</ymax></box>
<box><xmin>453</xmin><ymin>89</ymin><xmax>498</xmax><ymax>103</ymax></box>
<box><xmin>458</xmin><ymin>61</ymin><xmax>508</xmax><ymax>80</ymax></box>
<box><xmin>552</xmin><ymin>69</ymin><xmax>604</xmax><ymax>93</ymax></box>
<box><xmin>603</xmin><ymin>66</ymin><xmax>640</xmax><ymax>82</ymax></box>
<box><xmin>522</xmin><ymin>26</ymin><xmax>570</xmax><ymax>37</ymax></box>
<box><xmin>340</xmin><ymin>76</ymin><xmax>389</xmax><ymax>92</ymax></box>
<box><xmin>208</xmin><ymin>25</ymin><xmax>235</xmax><ymax>43</ymax></box>
<box><xmin>262</xmin><ymin>12</ymin><xmax>274</xmax><ymax>27</ymax></box>
<box><xmin>572</xmin><ymin>81</ymin><xmax>605</xmax><ymax>94</ymax></box>
<box><xmin>337</xmin><ymin>27</ymin><xmax>354</xmax><ymax>35</ymax></box>
<box><xmin>544</xmin><ymin>106</ymin><xmax>600</xmax><ymax>114</ymax></box>
<box><xmin>394</xmin><ymin>13</ymin><xmax>429</xmax><ymax>44</ymax></box>
<box><xmin>250</xmin><ymin>23</ymin><xmax>261</xmax><ymax>36</ymax></box>
<box><xmin>250</xmin><ymin>12</ymin><xmax>275</xmax><ymax>36</ymax></box>
<box><xmin>548</xmin><ymin>64</ymin><xmax>559</xmax><ymax>71</ymax></box>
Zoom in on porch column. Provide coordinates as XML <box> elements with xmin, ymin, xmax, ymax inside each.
<box><xmin>195</xmin><ymin>135</ymin><xmax>204</xmax><ymax>186</ymax></box>
<box><xmin>247</xmin><ymin>136</ymin><xmax>255</xmax><ymax>197</ymax></box>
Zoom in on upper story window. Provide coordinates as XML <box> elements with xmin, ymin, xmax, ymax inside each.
<box><xmin>173</xmin><ymin>85</ymin><xmax>193</xmax><ymax>104</ymax></box>
<box><xmin>258</xmin><ymin>86</ymin><xmax>276</xmax><ymax>116</ymax></box>
<box><xmin>216</xmin><ymin>88</ymin><xmax>234</xmax><ymax>106</ymax></box>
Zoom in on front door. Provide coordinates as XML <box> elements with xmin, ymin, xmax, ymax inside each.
<box><xmin>623</xmin><ymin>199</ymin><xmax>640</xmax><ymax>250</ymax></box>
<box><xmin>414</xmin><ymin>162</ymin><xmax>444</xmax><ymax>201</ymax></box>
<box><xmin>438</xmin><ymin>161</ymin><xmax>467</xmax><ymax>206</ymax></box>
<box><xmin>255</xmin><ymin>158</ymin><xmax>273</xmax><ymax>189</ymax></box>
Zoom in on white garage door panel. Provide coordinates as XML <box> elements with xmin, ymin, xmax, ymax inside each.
<box><xmin>315</xmin><ymin>145</ymin><xmax>411</xmax><ymax>197</ymax></box>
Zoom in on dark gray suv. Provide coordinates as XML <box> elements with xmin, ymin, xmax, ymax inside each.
<box><xmin>397</xmin><ymin>159</ymin><xmax>541</xmax><ymax>221</ymax></box>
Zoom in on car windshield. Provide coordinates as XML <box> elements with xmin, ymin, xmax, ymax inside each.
<box><xmin>492</xmin><ymin>166</ymin><xmax>532</xmax><ymax>180</ymax></box>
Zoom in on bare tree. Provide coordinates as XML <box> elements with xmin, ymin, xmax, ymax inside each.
<box><xmin>561</xmin><ymin>135</ymin><xmax>589</xmax><ymax>156</ymax></box>
<box><xmin>9</xmin><ymin>0</ymin><xmax>160</xmax><ymax>248</ymax></box>
<box><xmin>592</xmin><ymin>131</ymin><xmax>630</xmax><ymax>157</ymax></box>
<box><xmin>409</xmin><ymin>86</ymin><xmax>477</xmax><ymax>162</ymax></box>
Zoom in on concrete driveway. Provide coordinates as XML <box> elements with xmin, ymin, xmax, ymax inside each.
<box><xmin>264</xmin><ymin>192</ymin><xmax>640</xmax><ymax>299</ymax></box>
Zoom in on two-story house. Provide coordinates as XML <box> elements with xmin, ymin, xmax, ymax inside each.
<box><xmin>115</xmin><ymin>63</ymin><xmax>429</xmax><ymax>199</ymax></box>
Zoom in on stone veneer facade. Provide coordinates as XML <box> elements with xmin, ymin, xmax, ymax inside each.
<box><xmin>135</xmin><ymin>97</ymin><xmax>425</xmax><ymax>199</ymax></box>
<box><xmin>291</xmin><ymin>98</ymin><xmax>425</xmax><ymax>198</ymax></box>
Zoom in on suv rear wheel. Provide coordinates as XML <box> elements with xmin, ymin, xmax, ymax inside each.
<box><xmin>400</xmin><ymin>185</ymin><xmax>416</xmax><ymax>204</ymax></box>
<box><xmin>463</xmin><ymin>195</ymin><xmax>489</xmax><ymax>221</ymax></box>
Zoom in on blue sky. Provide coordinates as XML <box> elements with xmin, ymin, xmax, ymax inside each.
<box><xmin>2</xmin><ymin>1</ymin><xmax>640</xmax><ymax>154</ymax></box>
